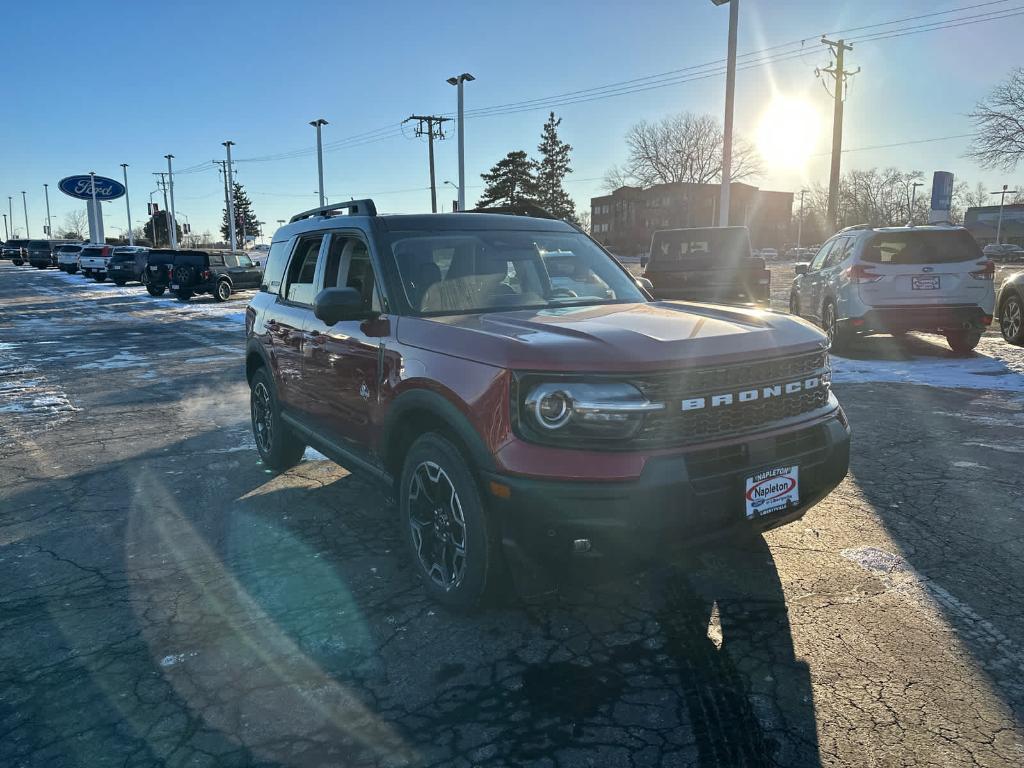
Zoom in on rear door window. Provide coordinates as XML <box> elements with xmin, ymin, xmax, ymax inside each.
<box><xmin>823</xmin><ymin>238</ymin><xmax>850</xmax><ymax>269</ymax></box>
<box><xmin>284</xmin><ymin>235</ymin><xmax>324</xmax><ymax>306</ymax></box>
<box><xmin>863</xmin><ymin>231</ymin><xmax>982</xmax><ymax>265</ymax></box>
<box><xmin>808</xmin><ymin>241</ymin><xmax>832</xmax><ymax>271</ymax></box>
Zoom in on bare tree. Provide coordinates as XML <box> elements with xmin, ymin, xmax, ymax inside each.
<box><xmin>61</xmin><ymin>210</ymin><xmax>89</xmax><ymax>239</ymax></box>
<box><xmin>606</xmin><ymin>112</ymin><xmax>761</xmax><ymax>190</ymax></box>
<box><xmin>968</xmin><ymin>68</ymin><xmax>1024</xmax><ymax>171</ymax></box>
<box><xmin>577</xmin><ymin>210</ymin><xmax>592</xmax><ymax>234</ymax></box>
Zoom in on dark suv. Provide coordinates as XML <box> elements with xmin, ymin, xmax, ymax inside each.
<box><xmin>3</xmin><ymin>239</ymin><xmax>29</xmax><ymax>264</ymax></box>
<box><xmin>142</xmin><ymin>249</ymin><xmax>176</xmax><ymax>296</ymax></box>
<box><xmin>26</xmin><ymin>240</ymin><xmax>58</xmax><ymax>269</ymax></box>
<box><xmin>169</xmin><ymin>250</ymin><xmax>262</xmax><ymax>301</ymax></box>
<box><xmin>245</xmin><ymin>201</ymin><xmax>851</xmax><ymax>609</ymax></box>
<box><xmin>106</xmin><ymin>246</ymin><xmax>150</xmax><ymax>286</ymax></box>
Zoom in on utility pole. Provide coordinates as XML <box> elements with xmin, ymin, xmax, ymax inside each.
<box><xmin>154</xmin><ymin>173</ymin><xmax>173</xmax><ymax>248</ymax></box>
<box><xmin>2</xmin><ymin>213</ymin><xmax>8</xmax><ymax>240</ymax></box>
<box><xmin>7</xmin><ymin>197</ymin><xmax>13</xmax><ymax>237</ymax></box>
<box><xmin>43</xmin><ymin>184</ymin><xmax>52</xmax><ymax>239</ymax></box>
<box><xmin>713</xmin><ymin>0</ymin><xmax>739</xmax><ymax>227</ymax></box>
<box><xmin>405</xmin><ymin>115</ymin><xmax>451</xmax><ymax>213</ymax></box>
<box><xmin>120</xmin><ymin>164</ymin><xmax>134</xmax><ymax>245</ymax></box>
<box><xmin>310</xmin><ymin>118</ymin><xmax>328</xmax><ymax>208</ymax></box>
<box><xmin>223</xmin><ymin>141</ymin><xmax>237</xmax><ymax>252</ymax></box>
<box><xmin>991</xmin><ymin>184</ymin><xmax>1018</xmax><ymax>244</ymax></box>
<box><xmin>165</xmin><ymin>155</ymin><xmax>178</xmax><ymax>249</ymax></box>
<box><xmin>21</xmin><ymin>191</ymin><xmax>29</xmax><ymax>237</ymax></box>
<box><xmin>447</xmin><ymin>73</ymin><xmax>475</xmax><ymax>211</ymax></box>
<box><xmin>819</xmin><ymin>38</ymin><xmax>858</xmax><ymax>232</ymax></box>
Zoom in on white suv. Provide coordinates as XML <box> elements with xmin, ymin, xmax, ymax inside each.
<box><xmin>789</xmin><ymin>225</ymin><xmax>995</xmax><ymax>353</ymax></box>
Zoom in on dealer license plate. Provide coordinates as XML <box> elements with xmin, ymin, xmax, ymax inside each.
<box><xmin>912</xmin><ymin>276</ymin><xmax>940</xmax><ymax>290</ymax></box>
<box><xmin>745</xmin><ymin>466</ymin><xmax>799</xmax><ymax>519</ymax></box>
<box><xmin>170</xmin><ymin>284</ymin><xmax>179</xmax><ymax>290</ymax></box>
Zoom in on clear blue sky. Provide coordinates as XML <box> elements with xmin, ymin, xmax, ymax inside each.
<box><xmin>1</xmin><ymin>0</ymin><xmax>1021</xmax><ymax>239</ymax></box>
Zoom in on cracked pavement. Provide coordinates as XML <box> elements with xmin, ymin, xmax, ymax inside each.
<box><xmin>1</xmin><ymin>262</ymin><xmax>1023</xmax><ymax>767</ymax></box>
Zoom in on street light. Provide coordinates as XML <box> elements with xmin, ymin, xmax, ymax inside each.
<box><xmin>21</xmin><ymin>191</ymin><xmax>29</xmax><ymax>238</ymax></box>
<box><xmin>310</xmin><ymin>118</ymin><xmax>328</xmax><ymax>208</ymax></box>
<box><xmin>797</xmin><ymin>189</ymin><xmax>808</xmax><ymax>250</ymax></box>
<box><xmin>446</xmin><ymin>73</ymin><xmax>475</xmax><ymax>212</ymax></box>
<box><xmin>711</xmin><ymin>0</ymin><xmax>739</xmax><ymax>227</ymax></box>
<box><xmin>121</xmin><ymin>164</ymin><xmax>134</xmax><ymax>245</ymax></box>
<box><xmin>909</xmin><ymin>182</ymin><xmax>923</xmax><ymax>224</ymax></box>
<box><xmin>444</xmin><ymin>180</ymin><xmax>460</xmax><ymax>212</ymax></box>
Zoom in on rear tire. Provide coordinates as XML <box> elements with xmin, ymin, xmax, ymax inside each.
<box><xmin>146</xmin><ymin>284</ymin><xmax>166</xmax><ymax>297</ymax></box>
<box><xmin>1000</xmin><ymin>292</ymin><xmax>1024</xmax><ymax>345</ymax></box>
<box><xmin>176</xmin><ymin>290</ymin><xmax>192</xmax><ymax>302</ymax></box>
<box><xmin>822</xmin><ymin>300</ymin><xmax>851</xmax><ymax>354</ymax></box>
<box><xmin>67</xmin><ymin>266</ymin><xmax>77</xmax><ymax>274</ymax></box>
<box><xmin>400</xmin><ymin>433</ymin><xmax>504</xmax><ymax>611</ymax></box>
<box><xmin>945</xmin><ymin>328</ymin><xmax>982</xmax><ymax>353</ymax></box>
<box><xmin>789</xmin><ymin>292</ymin><xmax>799</xmax><ymax>316</ymax></box>
<box><xmin>94</xmin><ymin>274</ymin><xmax>106</xmax><ymax>283</ymax></box>
<box><xmin>214</xmin><ymin>280</ymin><xmax>231</xmax><ymax>302</ymax></box>
<box><xmin>113</xmin><ymin>279</ymin><xmax>126</xmax><ymax>286</ymax></box>
<box><xmin>250</xmin><ymin>368</ymin><xmax>305</xmax><ymax>472</ymax></box>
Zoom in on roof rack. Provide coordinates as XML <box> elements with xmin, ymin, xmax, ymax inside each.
<box><xmin>289</xmin><ymin>199</ymin><xmax>377</xmax><ymax>223</ymax></box>
<box><xmin>465</xmin><ymin>202</ymin><xmax>557</xmax><ymax>220</ymax></box>
<box><xmin>837</xmin><ymin>223</ymin><xmax>873</xmax><ymax>233</ymax></box>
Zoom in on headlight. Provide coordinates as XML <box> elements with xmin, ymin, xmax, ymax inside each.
<box><xmin>520</xmin><ymin>380</ymin><xmax>664</xmax><ymax>441</ymax></box>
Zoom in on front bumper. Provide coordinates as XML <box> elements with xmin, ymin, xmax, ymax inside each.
<box><xmin>486</xmin><ymin>412</ymin><xmax>850</xmax><ymax>588</ymax></box>
<box><xmin>849</xmin><ymin>304</ymin><xmax>991</xmax><ymax>333</ymax></box>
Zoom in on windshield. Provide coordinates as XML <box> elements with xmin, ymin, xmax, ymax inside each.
<box><xmin>80</xmin><ymin>247</ymin><xmax>105</xmax><ymax>257</ymax></box>
<box><xmin>648</xmin><ymin>227</ymin><xmax>752</xmax><ymax>270</ymax></box>
<box><xmin>863</xmin><ymin>230</ymin><xmax>983</xmax><ymax>265</ymax></box>
<box><xmin>390</xmin><ymin>230</ymin><xmax>644</xmax><ymax>315</ymax></box>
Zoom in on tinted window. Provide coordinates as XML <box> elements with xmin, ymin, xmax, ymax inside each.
<box><xmin>284</xmin><ymin>236</ymin><xmax>323</xmax><ymax>305</ymax></box>
<box><xmin>80</xmin><ymin>247</ymin><xmax>104</xmax><ymax>258</ymax></box>
<box><xmin>110</xmin><ymin>254</ymin><xmax>134</xmax><ymax>264</ymax></box>
<box><xmin>28</xmin><ymin>240</ymin><xmax>48</xmax><ymax>249</ymax></box>
<box><xmin>57</xmin><ymin>245</ymin><xmax>82</xmax><ymax>253</ymax></box>
<box><xmin>208</xmin><ymin>254</ymin><xmax>225</xmax><ymax>267</ymax></box>
<box><xmin>863</xmin><ymin>230</ymin><xmax>983</xmax><ymax>265</ymax></box>
<box><xmin>146</xmin><ymin>253</ymin><xmax>173</xmax><ymax>266</ymax></box>
<box><xmin>261</xmin><ymin>240</ymin><xmax>291</xmax><ymax>294</ymax></box>
<box><xmin>648</xmin><ymin>228</ymin><xmax>752</xmax><ymax>270</ymax></box>
<box><xmin>174</xmin><ymin>253</ymin><xmax>206</xmax><ymax>267</ymax></box>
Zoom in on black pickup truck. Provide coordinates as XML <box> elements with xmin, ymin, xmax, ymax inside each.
<box><xmin>169</xmin><ymin>250</ymin><xmax>262</xmax><ymax>302</ymax></box>
<box><xmin>642</xmin><ymin>226</ymin><xmax>771</xmax><ymax>305</ymax></box>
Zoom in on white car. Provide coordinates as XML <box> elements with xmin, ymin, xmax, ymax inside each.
<box><xmin>56</xmin><ymin>244</ymin><xmax>84</xmax><ymax>273</ymax></box>
<box><xmin>983</xmin><ymin>243</ymin><xmax>1024</xmax><ymax>262</ymax></box>
<box><xmin>790</xmin><ymin>225</ymin><xmax>995</xmax><ymax>353</ymax></box>
<box><xmin>78</xmin><ymin>244</ymin><xmax>114</xmax><ymax>281</ymax></box>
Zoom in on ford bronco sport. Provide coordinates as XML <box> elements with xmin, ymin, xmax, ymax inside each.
<box><xmin>169</xmin><ymin>249</ymin><xmax>262</xmax><ymax>302</ymax></box>
<box><xmin>245</xmin><ymin>201</ymin><xmax>851</xmax><ymax>609</ymax></box>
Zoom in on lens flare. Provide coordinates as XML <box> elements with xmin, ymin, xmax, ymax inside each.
<box><xmin>756</xmin><ymin>96</ymin><xmax>821</xmax><ymax>170</ymax></box>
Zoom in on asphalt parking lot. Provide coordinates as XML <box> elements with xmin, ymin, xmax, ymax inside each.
<box><xmin>2</xmin><ymin>262</ymin><xmax>1023</xmax><ymax>767</ymax></box>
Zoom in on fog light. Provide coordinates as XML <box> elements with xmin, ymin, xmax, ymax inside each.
<box><xmin>572</xmin><ymin>538</ymin><xmax>592</xmax><ymax>553</ymax></box>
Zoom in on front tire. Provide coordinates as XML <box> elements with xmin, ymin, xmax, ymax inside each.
<box><xmin>176</xmin><ymin>289</ymin><xmax>192</xmax><ymax>302</ymax></box>
<box><xmin>67</xmin><ymin>266</ymin><xmax>77</xmax><ymax>274</ymax></box>
<box><xmin>946</xmin><ymin>328</ymin><xmax>982</xmax><ymax>353</ymax></box>
<box><xmin>214</xmin><ymin>280</ymin><xmax>232</xmax><ymax>302</ymax></box>
<box><xmin>1000</xmin><ymin>293</ymin><xmax>1024</xmax><ymax>345</ymax></box>
<box><xmin>789</xmin><ymin>292</ymin><xmax>800</xmax><ymax>316</ymax></box>
<box><xmin>400</xmin><ymin>433</ymin><xmax>503</xmax><ymax>611</ymax></box>
<box><xmin>250</xmin><ymin>368</ymin><xmax>305</xmax><ymax>471</ymax></box>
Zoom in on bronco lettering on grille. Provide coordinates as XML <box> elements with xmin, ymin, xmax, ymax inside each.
<box><xmin>681</xmin><ymin>377</ymin><xmax>823</xmax><ymax>411</ymax></box>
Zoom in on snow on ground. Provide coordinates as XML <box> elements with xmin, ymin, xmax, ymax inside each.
<box><xmin>0</xmin><ymin>344</ymin><xmax>78</xmax><ymax>448</ymax></box>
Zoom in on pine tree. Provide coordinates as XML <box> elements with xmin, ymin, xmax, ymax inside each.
<box><xmin>535</xmin><ymin>112</ymin><xmax>577</xmax><ymax>222</ymax></box>
<box><xmin>477</xmin><ymin>151</ymin><xmax>539</xmax><ymax>208</ymax></box>
<box><xmin>220</xmin><ymin>182</ymin><xmax>259</xmax><ymax>244</ymax></box>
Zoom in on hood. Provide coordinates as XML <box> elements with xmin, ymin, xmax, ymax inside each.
<box><xmin>396</xmin><ymin>301</ymin><xmax>828</xmax><ymax>372</ymax></box>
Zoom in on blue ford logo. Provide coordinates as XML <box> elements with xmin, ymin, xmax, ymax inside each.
<box><xmin>57</xmin><ymin>175</ymin><xmax>126</xmax><ymax>201</ymax></box>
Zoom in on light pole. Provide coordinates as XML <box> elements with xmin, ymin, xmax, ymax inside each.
<box><xmin>43</xmin><ymin>184</ymin><xmax>52</xmax><ymax>239</ymax></box>
<box><xmin>7</xmin><ymin>197</ymin><xmax>14</xmax><ymax>237</ymax></box>
<box><xmin>164</xmin><ymin>154</ymin><xmax>178</xmax><ymax>249</ymax></box>
<box><xmin>446</xmin><ymin>73</ymin><xmax>475</xmax><ymax>212</ymax></box>
<box><xmin>223</xmin><ymin>141</ymin><xmax>237</xmax><ymax>252</ymax></box>
<box><xmin>2</xmin><ymin>213</ymin><xmax>7</xmax><ymax>239</ymax></box>
<box><xmin>88</xmin><ymin>172</ymin><xmax>99</xmax><ymax>243</ymax></box>
<box><xmin>909</xmin><ymin>182</ymin><xmax>923</xmax><ymax>224</ymax></box>
<box><xmin>991</xmin><ymin>184</ymin><xmax>1018</xmax><ymax>245</ymax></box>
<box><xmin>444</xmin><ymin>180</ymin><xmax>460</xmax><ymax>212</ymax></box>
<box><xmin>712</xmin><ymin>0</ymin><xmax>739</xmax><ymax>227</ymax></box>
<box><xmin>310</xmin><ymin>118</ymin><xmax>328</xmax><ymax>208</ymax></box>
<box><xmin>121</xmin><ymin>164</ymin><xmax>134</xmax><ymax>246</ymax></box>
<box><xmin>797</xmin><ymin>189</ymin><xmax>807</xmax><ymax>250</ymax></box>
<box><xmin>21</xmin><ymin>191</ymin><xmax>29</xmax><ymax>237</ymax></box>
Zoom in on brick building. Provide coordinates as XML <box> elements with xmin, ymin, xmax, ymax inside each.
<box><xmin>590</xmin><ymin>182</ymin><xmax>793</xmax><ymax>256</ymax></box>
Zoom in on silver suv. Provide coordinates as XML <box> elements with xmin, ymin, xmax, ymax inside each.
<box><xmin>789</xmin><ymin>225</ymin><xmax>995</xmax><ymax>353</ymax></box>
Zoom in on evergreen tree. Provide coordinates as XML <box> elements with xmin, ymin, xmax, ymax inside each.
<box><xmin>535</xmin><ymin>112</ymin><xmax>577</xmax><ymax>222</ymax></box>
<box><xmin>220</xmin><ymin>182</ymin><xmax>259</xmax><ymax>243</ymax></box>
<box><xmin>477</xmin><ymin>151</ymin><xmax>539</xmax><ymax>208</ymax></box>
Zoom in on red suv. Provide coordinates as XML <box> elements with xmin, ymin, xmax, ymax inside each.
<box><xmin>245</xmin><ymin>200</ymin><xmax>851</xmax><ymax>609</ymax></box>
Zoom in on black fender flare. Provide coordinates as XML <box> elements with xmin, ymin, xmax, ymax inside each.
<box><xmin>381</xmin><ymin>388</ymin><xmax>497</xmax><ymax>474</ymax></box>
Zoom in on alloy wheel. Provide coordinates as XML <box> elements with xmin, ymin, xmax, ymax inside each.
<box><xmin>218</xmin><ymin>281</ymin><xmax>231</xmax><ymax>301</ymax></box>
<box><xmin>251</xmin><ymin>381</ymin><xmax>274</xmax><ymax>454</ymax></box>
<box><xmin>407</xmin><ymin>461</ymin><xmax>468</xmax><ymax>590</ymax></box>
<box><xmin>823</xmin><ymin>304</ymin><xmax>836</xmax><ymax>344</ymax></box>
<box><xmin>1003</xmin><ymin>296</ymin><xmax>1022</xmax><ymax>341</ymax></box>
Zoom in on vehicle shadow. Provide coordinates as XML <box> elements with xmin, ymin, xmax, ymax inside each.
<box><xmin>833</xmin><ymin>331</ymin><xmax>973</xmax><ymax>361</ymax></box>
<box><xmin>0</xmin><ymin>427</ymin><xmax>820</xmax><ymax>767</ymax></box>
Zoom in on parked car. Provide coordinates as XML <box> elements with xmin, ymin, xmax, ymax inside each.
<box><xmin>142</xmin><ymin>249</ymin><xmax>176</xmax><ymax>296</ymax></box>
<box><xmin>79</xmin><ymin>244</ymin><xmax>114</xmax><ymax>280</ymax></box>
<box><xmin>982</xmin><ymin>243</ymin><xmax>1024</xmax><ymax>262</ymax></box>
<box><xmin>169</xmin><ymin>250</ymin><xmax>263</xmax><ymax>301</ymax></box>
<box><xmin>996</xmin><ymin>270</ymin><xmax>1024</xmax><ymax>345</ymax></box>
<box><xmin>245</xmin><ymin>200</ymin><xmax>850</xmax><ymax>608</ymax></box>
<box><xmin>3</xmin><ymin>239</ymin><xmax>29</xmax><ymax>264</ymax></box>
<box><xmin>106</xmin><ymin>246</ymin><xmax>150</xmax><ymax>286</ymax></box>
<box><xmin>642</xmin><ymin>226</ymin><xmax>771</xmax><ymax>305</ymax></box>
<box><xmin>56</xmin><ymin>244</ymin><xmax>85</xmax><ymax>272</ymax></box>
<box><xmin>789</xmin><ymin>225</ymin><xmax>995</xmax><ymax>353</ymax></box>
<box><xmin>26</xmin><ymin>240</ymin><xmax>57</xmax><ymax>269</ymax></box>
<box><xmin>786</xmin><ymin>247</ymin><xmax>814</xmax><ymax>260</ymax></box>
<box><xmin>760</xmin><ymin>247</ymin><xmax>780</xmax><ymax>261</ymax></box>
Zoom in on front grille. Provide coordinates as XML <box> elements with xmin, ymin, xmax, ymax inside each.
<box><xmin>632</xmin><ymin>350</ymin><xmax>830</xmax><ymax>447</ymax></box>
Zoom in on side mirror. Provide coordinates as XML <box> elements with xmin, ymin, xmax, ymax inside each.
<box><xmin>635</xmin><ymin>276</ymin><xmax>654</xmax><ymax>292</ymax></box>
<box><xmin>794</xmin><ymin>263</ymin><xmax>810</xmax><ymax>276</ymax></box>
<box><xmin>313</xmin><ymin>287</ymin><xmax>366</xmax><ymax>326</ymax></box>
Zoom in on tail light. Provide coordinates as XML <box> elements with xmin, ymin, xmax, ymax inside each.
<box><xmin>970</xmin><ymin>259</ymin><xmax>995</xmax><ymax>280</ymax></box>
<box><xmin>201</xmin><ymin>269</ymin><xmax>211</xmax><ymax>280</ymax></box>
<box><xmin>167</xmin><ymin>266</ymin><xmax>173</xmax><ymax>278</ymax></box>
<box><xmin>845</xmin><ymin>263</ymin><xmax>883</xmax><ymax>283</ymax></box>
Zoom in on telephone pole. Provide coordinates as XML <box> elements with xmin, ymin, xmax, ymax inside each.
<box><xmin>153</xmin><ymin>173</ymin><xmax>174</xmax><ymax>248</ymax></box>
<box><xmin>223</xmin><ymin>141</ymin><xmax>237</xmax><ymax>252</ymax></box>
<box><xmin>818</xmin><ymin>38</ymin><xmax>858</xmax><ymax>231</ymax></box>
<box><xmin>404</xmin><ymin>114</ymin><xmax>451</xmax><ymax>213</ymax></box>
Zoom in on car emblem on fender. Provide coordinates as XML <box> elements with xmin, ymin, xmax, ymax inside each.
<box><xmin>921</xmin><ymin>267</ymin><xmax>934</xmax><ymax>273</ymax></box>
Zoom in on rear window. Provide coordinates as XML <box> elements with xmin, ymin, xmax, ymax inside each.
<box><xmin>649</xmin><ymin>228</ymin><xmax>752</xmax><ymax>270</ymax></box>
<box><xmin>57</xmin><ymin>245</ymin><xmax>82</xmax><ymax>253</ymax></box>
<box><xmin>110</xmin><ymin>253</ymin><xmax>134</xmax><ymax>264</ymax></box>
<box><xmin>146</xmin><ymin>253</ymin><xmax>173</xmax><ymax>266</ymax></box>
<box><xmin>863</xmin><ymin>230</ymin><xmax>983</xmax><ymax>265</ymax></box>
<box><xmin>29</xmin><ymin>240</ymin><xmax>48</xmax><ymax>249</ymax></box>
<box><xmin>80</xmin><ymin>247</ymin><xmax>105</xmax><ymax>257</ymax></box>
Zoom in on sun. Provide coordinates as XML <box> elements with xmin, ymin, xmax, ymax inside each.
<box><xmin>756</xmin><ymin>96</ymin><xmax>822</xmax><ymax>170</ymax></box>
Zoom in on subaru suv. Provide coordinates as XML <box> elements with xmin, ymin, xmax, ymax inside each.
<box><xmin>789</xmin><ymin>225</ymin><xmax>995</xmax><ymax>353</ymax></box>
<box><xmin>245</xmin><ymin>201</ymin><xmax>851</xmax><ymax>609</ymax></box>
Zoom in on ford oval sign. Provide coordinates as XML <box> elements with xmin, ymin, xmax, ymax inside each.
<box><xmin>58</xmin><ymin>175</ymin><xmax>126</xmax><ymax>201</ymax></box>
